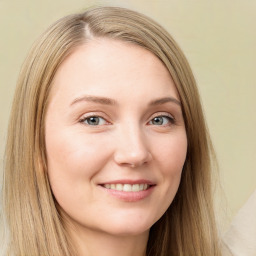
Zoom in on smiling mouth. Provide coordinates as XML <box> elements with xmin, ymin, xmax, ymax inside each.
<box><xmin>101</xmin><ymin>184</ymin><xmax>151</xmax><ymax>192</ymax></box>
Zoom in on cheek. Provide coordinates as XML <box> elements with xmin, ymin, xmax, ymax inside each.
<box><xmin>45</xmin><ymin>128</ymin><xmax>112</xmax><ymax>201</ymax></box>
<box><xmin>156</xmin><ymin>131</ymin><xmax>187</xmax><ymax>173</ymax></box>
<box><xmin>46</xmin><ymin>128</ymin><xmax>110</xmax><ymax>175</ymax></box>
<box><xmin>154</xmin><ymin>131</ymin><xmax>187</xmax><ymax>197</ymax></box>
<box><xmin>45</xmin><ymin>130</ymin><xmax>113</xmax><ymax>215</ymax></box>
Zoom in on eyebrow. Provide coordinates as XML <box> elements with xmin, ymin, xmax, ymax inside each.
<box><xmin>70</xmin><ymin>95</ymin><xmax>117</xmax><ymax>106</ymax></box>
<box><xmin>70</xmin><ymin>95</ymin><xmax>181</xmax><ymax>107</ymax></box>
<box><xmin>149</xmin><ymin>97</ymin><xmax>181</xmax><ymax>106</ymax></box>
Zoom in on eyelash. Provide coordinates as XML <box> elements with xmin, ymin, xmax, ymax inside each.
<box><xmin>79</xmin><ymin>115</ymin><xmax>109</xmax><ymax>126</ymax></box>
<box><xmin>148</xmin><ymin>114</ymin><xmax>176</xmax><ymax>126</ymax></box>
<box><xmin>79</xmin><ymin>113</ymin><xmax>176</xmax><ymax>127</ymax></box>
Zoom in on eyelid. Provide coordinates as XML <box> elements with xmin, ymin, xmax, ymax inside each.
<box><xmin>79</xmin><ymin>112</ymin><xmax>111</xmax><ymax>125</ymax></box>
<box><xmin>78</xmin><ymin>111</ymin><xmax>176</xmax><ymax>126</ymax></box>
<box><xmin>150</xmin><ymin>112</ymin><xmax>175</xmax><ymax>120</ymax></box>
<box><xmin>147</xmin><ymin>112</ymin><xmax>176</xmax><ymax>125</ymax></box>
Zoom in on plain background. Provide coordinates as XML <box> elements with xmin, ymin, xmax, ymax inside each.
<box><xmin>0</xmin><ymin>0</ymin><xmax>255</xmax><ymax>226</ymax></box>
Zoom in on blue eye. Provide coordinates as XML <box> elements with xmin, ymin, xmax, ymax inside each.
<box><xmin>80</xmin><ymin>116</ymin><xmax>107</xmax><ymax>126</ymax></box>
<box><xmin>149</xmin><ymin>116</ymin><xmax>174</xmax><ymax>126</ymax></box>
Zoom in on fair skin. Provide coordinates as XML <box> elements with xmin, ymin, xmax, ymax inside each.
<box><xmin>45</xmin><ymin>38</ymin><xmax>187</xmax><ymax>256</ymax></box>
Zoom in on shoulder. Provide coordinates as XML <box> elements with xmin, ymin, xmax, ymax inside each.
<box><xmin>222</xmin><ymin>190</ymin><xmax>256</xmax><ymax>256</ymax></box>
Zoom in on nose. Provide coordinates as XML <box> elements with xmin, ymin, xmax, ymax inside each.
<box><xmin>113</xmin><ymin>125</ymin><xmax>152</xmax><ymax>168</ymax></box>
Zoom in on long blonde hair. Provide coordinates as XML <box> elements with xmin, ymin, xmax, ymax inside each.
<box><xmin>3</xmin><ymin>6</ymin><xmax>221</xmax><ymax>256</ymax></box>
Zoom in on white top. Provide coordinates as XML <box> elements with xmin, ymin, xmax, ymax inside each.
<box><xmin>222</xmin><ymin>190</ymin><xmax>256</xmax><ymax>256</ymax></box>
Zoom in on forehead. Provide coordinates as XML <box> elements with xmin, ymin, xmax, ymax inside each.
<box><xmin>50</xmin><ymin>38</ymin><xmax>179</xmax><ymax>103</ymax></box>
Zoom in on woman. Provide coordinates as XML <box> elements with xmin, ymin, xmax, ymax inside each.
<box><xmin>2</xmin><ymin>6</ymin><xmax>221</xmax><ymax>256</ymax></box>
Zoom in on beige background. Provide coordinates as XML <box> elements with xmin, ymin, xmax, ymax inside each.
<box><xmin>0</xmin><ymin>0</ymin><xmax>255</xmax><ymax>224</ymax></box>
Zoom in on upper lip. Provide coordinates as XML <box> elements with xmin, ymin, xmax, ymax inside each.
<box><xmin>99</xmin><ymin>179</ymin><xmax>156</xmax><ymax>185</ymax></box>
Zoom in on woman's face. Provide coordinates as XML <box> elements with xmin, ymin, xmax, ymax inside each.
<box><xmin>45</xmin><ymin>38</ymin><xmax>187</xmax><ymax>237</ymax></box>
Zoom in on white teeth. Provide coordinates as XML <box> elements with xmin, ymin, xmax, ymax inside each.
<box><xmin>116</xmin><ymin>184</ymin><xmax>123</xmax><ymax>191</ymax></box>
<box><xmin>103</xmin><ymin>183</ymin><xmax>149</xmax><ymax>192</ymax></box>
<box><xmin>123</xmin><ymin>184</ymin><xmax>132</xmax><ymax>192</ymax></box>
<box><xmin>132</xmin><ymin>184</ymin><xmax>140</xmax><ymax>192</ymax></box>
<box><xmin>105</xmin><ymin>184</ymin><xmax>111</xmax><ymax>189</ymax></box>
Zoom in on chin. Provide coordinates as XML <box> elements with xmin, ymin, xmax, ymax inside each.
<box><xmin>103</xmin><ymin>225</ymin><xmax>150</xmax><ymax>237</ymax></box>
<box><xmin>97</xmin><ymin>216</ymin><xmax>154</xmax><ymax>237</ymax></box>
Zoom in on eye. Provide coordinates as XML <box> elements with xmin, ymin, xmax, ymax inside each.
<box><xmin>149</xmin><ymin>115</ymin><xmax>175</xmax><ymax>126</ymax></box>
<box><xmin>80</xmin><ymin>116</ymin><xmax>108</xmax><ymax>126</ymax></box>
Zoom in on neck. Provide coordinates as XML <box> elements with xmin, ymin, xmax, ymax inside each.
<box><xmin>67</xmin><ymin>223</ymin><xmax>149</xmax><ymax>256</ymax></box>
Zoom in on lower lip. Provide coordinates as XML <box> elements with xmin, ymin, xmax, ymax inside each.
<box><xmin>99</xmin><ymin>185</ymin><xmax>155</xmax><ymax>202</ymax></box>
